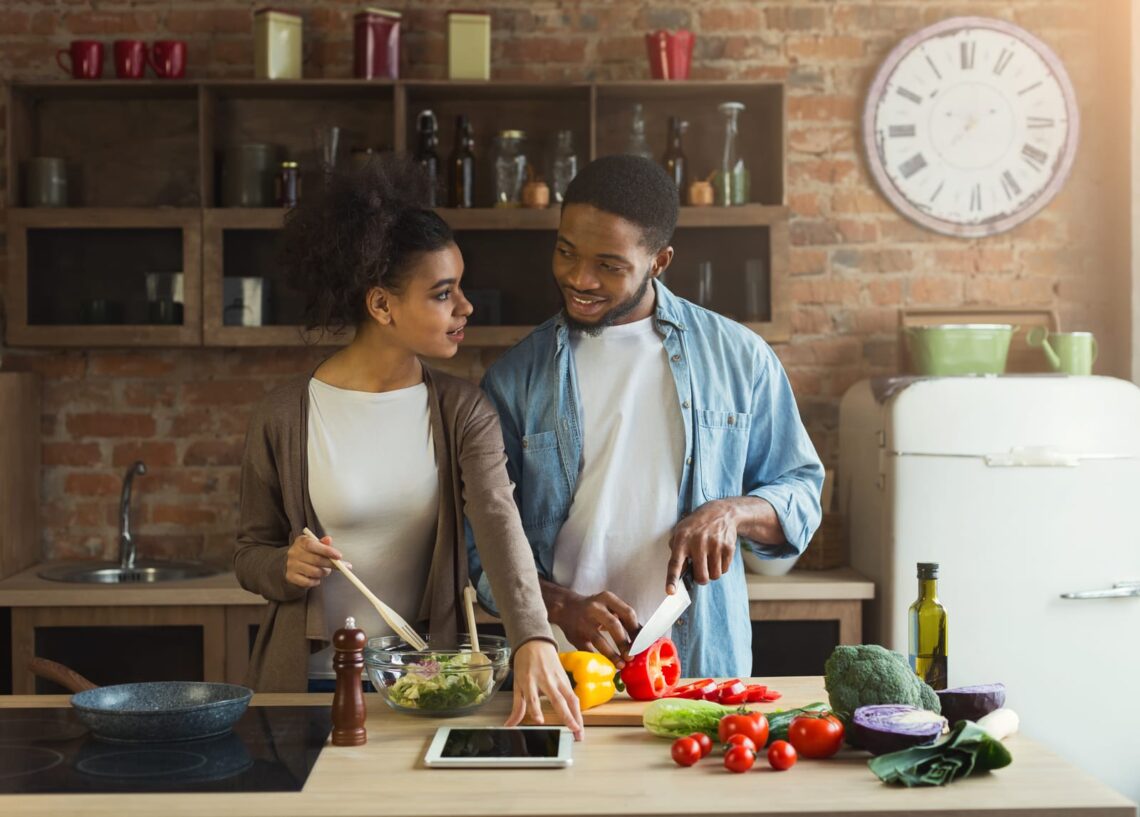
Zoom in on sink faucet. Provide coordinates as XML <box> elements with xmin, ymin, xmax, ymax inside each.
<box><xmin>119</xmin><ymin>460</ymin><xmax>147</xmax><ymax>570</ymax></box>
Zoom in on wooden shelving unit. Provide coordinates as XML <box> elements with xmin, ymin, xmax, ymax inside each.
<box><xmin>5</xmin><ymin>79</ymin><xmax>789</xmax><ymax>348</ymax></box>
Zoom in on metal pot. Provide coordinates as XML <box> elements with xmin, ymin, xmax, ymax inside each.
<box><xmin>905</xmin><ymin>324</ymin><xmax>1017</xmax><ymax>376</ymax></box>
<box><xmin>28</xmin><ymin>657</ymin><xmax>252</xmax><ymax>743</ymax></box>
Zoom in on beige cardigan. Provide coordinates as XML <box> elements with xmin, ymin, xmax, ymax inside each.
<box><xmin>234</xmin><ymin>365</ymin><xmax>554</xmax><ymax>691</ymax></box>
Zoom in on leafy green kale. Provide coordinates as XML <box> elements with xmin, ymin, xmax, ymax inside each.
<box><xmin>824</xmin><ymin>644</ymin><xmax>941</xmax><ymax>721</ymax></box>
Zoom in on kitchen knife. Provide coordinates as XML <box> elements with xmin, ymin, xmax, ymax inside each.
<box><xmin>627</xmin><ymin>578</ymin><xmax>691</xmax><ymax>658</ymax></box>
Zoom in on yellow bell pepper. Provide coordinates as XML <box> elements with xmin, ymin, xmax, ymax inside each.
<box><xmin>558</xmin><ymin>650</ymin><xmax>618</xmax><ymax>710</ymax></box>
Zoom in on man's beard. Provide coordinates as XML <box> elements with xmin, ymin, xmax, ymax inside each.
<box><xmin>563</xmin><ymin>270</ymin><xmax>653</xmax><ymax>337</ymax></box>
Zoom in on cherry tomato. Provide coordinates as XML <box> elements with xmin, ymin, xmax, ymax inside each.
<box><xmin>689</xmin><ymin>732</ymin><xmax>713</xmax><ymax>758</ymax></box>
<box><xmin>671</xmin><ymin>736</ymin><xmax>702</xmax><ymax>767</ymax></box>
<box><xmin>723</xmin><ymin>745</ymin><xmax>755</xmax><ymax>773</ymax></box>
<box><xmin>767</xmin><ymin>740</ymin><xmax>797</xmax><ymax>771</ymax></box>
<box><xmin>788</xmin><ymin>712</ymin><xmax>845</xmax><ymax>759</ymax></box>
<box><xmin>724</xmin><ymin>734</ymin><xmax>757</xmax><ymax>754</ymax></box>
<box><xmin>717</xmin><ymin>712</ymin><xmax>769</xmax><ymax>748</ymax></box>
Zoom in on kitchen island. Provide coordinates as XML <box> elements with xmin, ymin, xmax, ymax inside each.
<box><xmin>0</xmin><ymin>677</ymin><xmax>1133</xmax><ymax>816</ymax></box>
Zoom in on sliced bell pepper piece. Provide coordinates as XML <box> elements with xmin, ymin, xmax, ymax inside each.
<box><xmin>760</xmin><ymin>690</ymin><xmax>782</xmax><ymax>702</ymax></box>
<box><xmin>716</xmin><ymin>678</ymin><xmax>747</xmax><ymax>705</ymax></box>
<box><xmin>744</xmin><ymin>684</ymin><xmax>769</xmax><ymax>703</ymax></box>
<box><xmin>620</xmin><ymin>637</ymin><xmax>681</xmax><ymax>700</ymax></box>
<box><xmin>668</xmin><ymin>678</ymin><xmax>716</xmax><ymax>700</ymax></box>
<box><xmin>558</xmin><ymin>650</ymin><xmax>617</xmax><ymax>710</ymax></box>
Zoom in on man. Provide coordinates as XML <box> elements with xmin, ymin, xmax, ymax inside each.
<box><xmin>470</xmin><ymin>155</ymin><xmax>823</xmax><ymax>677</ymax></box>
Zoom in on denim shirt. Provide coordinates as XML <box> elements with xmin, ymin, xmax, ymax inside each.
<box><xmin>469</xmin><ymin>282</ymin><xmax>824</xmax><ymax>676</ymax></box>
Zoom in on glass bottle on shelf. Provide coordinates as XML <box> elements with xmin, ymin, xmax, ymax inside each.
<box><xmin>661</xmin><ymin>116</ymin><xmax>688</xmax><ymax>194</ymax></box>
<box><xmin>492</xmin><ymin>129</ymin><xmax>527</xmax><ymax>207</ymax></box>
<box><xmin>550</xmin><ymin>130</ymin><xmax>578</xmax><ymax>204</ymax></box>
<box><xmin>626</xmin><ymin>103</ymin><xmax>653</xmax><ymax>159</ymax></box>
<box><xmin>448</xmin><ymin>115</ymin><xmax>476</xmax><ymax>209</ymax></box>
<box><xmin>908</xmin><ymin>562</ymin><xmax>949</xmax><ymax>690</ymax></box>
<box><xmin>414</xmin><ymin>109</ymin><xmax>441</xmax><ymax>207</ymax></box>
<box><xmin>714</xmin><ymin>101</ymin><xmax>749</xmax><ymax>206</ymax></box>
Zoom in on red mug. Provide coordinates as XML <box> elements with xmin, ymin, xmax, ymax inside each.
<box><xmin>149</xmin><ymin>40</ymin><xmax>187</xmax><ymax>79</ymax></box>
<box><xmin>56</xmin><ymin>40</ymin><xmax>104</xmax><ymax>79</ymax></box>
<box><xmin>113</xmin><ymin>40</ymin><xmax>148</xmax><ymax>79</ymax></box>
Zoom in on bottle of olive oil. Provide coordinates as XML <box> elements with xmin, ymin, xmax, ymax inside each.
<box><xmin>908</xmin><ymin>562</ymin><xmax>948</xmax><ymax>690</ymax></box>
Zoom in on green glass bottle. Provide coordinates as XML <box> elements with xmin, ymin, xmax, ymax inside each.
<box><xmin>908</xmin><ymin>562</ymin><xmax>948</xmax><ymax>690</ymax></box>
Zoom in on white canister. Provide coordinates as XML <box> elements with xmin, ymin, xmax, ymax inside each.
<box><xmin>254</xmin><ymin>9</ymin><xmax>302</xmax><ymax>80</ymax></box>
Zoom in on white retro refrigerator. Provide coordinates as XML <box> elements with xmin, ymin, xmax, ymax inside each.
<box><xmin>839</xmin><ymin>376</ymin><xmax>1140</xmax><ymax>802</ymax></box>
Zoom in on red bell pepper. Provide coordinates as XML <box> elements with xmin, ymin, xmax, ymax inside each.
<box><xmin>620</xmin><ymin>637</ymin><xmax>681</xmax><ymax>700</ymax></box>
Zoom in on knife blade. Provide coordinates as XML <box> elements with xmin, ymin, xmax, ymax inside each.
<box><xmin>627</xmin><ymin>579</ymin><xmax>691</xmax><ymax>658</ymax></box>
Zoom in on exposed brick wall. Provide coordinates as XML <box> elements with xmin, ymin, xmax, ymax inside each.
<box><xmin>0</xmin><ymin>1</ymin><xmax>1130</xmax><ymax>563</ymax></box>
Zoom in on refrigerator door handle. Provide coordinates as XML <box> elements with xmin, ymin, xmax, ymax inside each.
<box><xmin>1061</xmin><ymin>583</ymin><xmax>1140</xmax><ymax>600</ymax></box>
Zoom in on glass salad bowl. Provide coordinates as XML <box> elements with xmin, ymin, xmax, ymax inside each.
<box><xmin>364</xmin><ymin>634</ymin><xmax>511</xmax><ymax>717</ymax></box>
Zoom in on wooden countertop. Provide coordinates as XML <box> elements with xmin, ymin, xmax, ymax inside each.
<box><xmin>0</xmin><ymin>563</ymin><xmax>263</xmax><ymax>607</ymax></box>
<box><xmin>0</xmin><ymin>564</ymin><xmax>872</xmax><ymax>608</ymax></box>
<box><xmin>0</xmin><ymin>677</ymin><xmax>1132</xmax><ymax>817</ymax></box>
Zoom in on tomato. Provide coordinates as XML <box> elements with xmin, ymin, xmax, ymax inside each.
<box><xmin>724</xmin><ymin>734</ymin><xmax>757</xmax><ymax>754</ymax></box>
<box><xmin>723</xmin><ymin>745</ymin><xmax>755</xmax><ymax>773</ymax></box>
<box><xmin>787</xmin><ymin>712</ymin><xmax>845</xmax><ymax>759</ymax></box>
<box><xmin>620</xmin><ymin>638</ymin><xmax>681</xmax><ymax>700</ymax></box>
<box><xmin>717</xmin><ymin>712</ymin><xmax>769</xmax><ymax>748</ymax></box>
<box><xmin>689</xmin><ymin>732</ymin><xmax>713</xmax><ymax>758</ymax></box>
<box><xmin>671</xmin><ymin>736</ymin><xmax>702</xmax><ymax>767</ymax></box>
<box><xmin>767</xmin><ymin>740</ymin><xmax>797</xmax><ymax>771</ymax></box>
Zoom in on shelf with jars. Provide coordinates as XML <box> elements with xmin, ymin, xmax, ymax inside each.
<box><xmin>5</xmin><ymin>79</ymin><xmax>788</xmax><ymax>347</ymax></box>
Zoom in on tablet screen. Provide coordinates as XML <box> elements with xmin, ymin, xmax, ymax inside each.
<box><xmin>440</xmin><ymin>728</ymin><xmax>563</xmax><ymax>759</ymax></box>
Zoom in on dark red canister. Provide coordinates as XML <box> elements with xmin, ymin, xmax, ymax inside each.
<box><xmin>354</xmin><ymin>8</ymin><xmax>401</xmax><ymax>80</ymax></box>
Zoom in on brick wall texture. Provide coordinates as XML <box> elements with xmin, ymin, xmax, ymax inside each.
<box><xmin>0</xmin><ymin>0</ymin><xmax>1131</xmax><ymax>563</ymax></box>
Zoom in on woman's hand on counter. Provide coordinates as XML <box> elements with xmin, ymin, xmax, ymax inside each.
<box><xmin>285</xmin><ymin>531</ymin><xmax>347</xmax><ymax>589</ymax></box>
<box><xmin>506</xmin><ymin>640</ymin><xmax>585</xmax><ymax>741</ymax></box>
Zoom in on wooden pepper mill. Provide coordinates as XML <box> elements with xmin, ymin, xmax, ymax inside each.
<box><xmin>331</xmin><ymin>616</ymin><xmax>367</xmax><ymax>746</ymax></box>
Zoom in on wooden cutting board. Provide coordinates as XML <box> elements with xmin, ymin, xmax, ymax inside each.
<box><xmin>542</xmin><ymin>677</ymin><xmax>812</xmax><ymax>727</ymax></box>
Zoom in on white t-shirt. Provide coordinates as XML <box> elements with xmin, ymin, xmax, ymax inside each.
<box><xmin>552</xmin><ymin>317</ymin><xmax>685</xmax><ymax>649</ymax></box>
<box><xmin>305</xmin><ymin>378</ymin><xmax>439</xmax><ymax>679</ymax></box>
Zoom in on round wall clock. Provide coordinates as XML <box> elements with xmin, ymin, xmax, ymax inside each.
<box><xmin>863</xmin><ymin>16</ymin><xmax>1080</xmax><ymax>238</ymax></box>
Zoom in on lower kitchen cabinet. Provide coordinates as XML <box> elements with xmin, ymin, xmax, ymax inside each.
<box><xmin>8</xmin><ymin>604</ymin><xmax>264</xmax><ymax>694</ymax></box>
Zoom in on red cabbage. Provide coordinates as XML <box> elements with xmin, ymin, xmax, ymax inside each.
<box><xmin>851</xmin><ymin>705</ymin><xmax>948</xmax><ymax>755</ymax></box>
<box><xmin>937</xmin><ymin>683</ymin><xmax>1006</xmax><ymax>724</ymax></box>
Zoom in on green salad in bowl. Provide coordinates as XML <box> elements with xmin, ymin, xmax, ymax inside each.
<box><xmin>364</xmin><ymin>634</ymin><xmax>511</xmax><ymax>717</ymax></box>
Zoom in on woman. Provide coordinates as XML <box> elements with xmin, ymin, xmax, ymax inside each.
<box><xmin>234</xmin><ymin>157</ymin><xmax>582</xmax><ymax>737</ymax></box>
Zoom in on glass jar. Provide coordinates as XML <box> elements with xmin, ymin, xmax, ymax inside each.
<box><xmin>492</xmin><ymin>129</ymin><xmax>527</xmax><ymax>207</ymax></box>
<box><xmin>715</xmin><ymin>101</ymin><xmax>750</xmax><ymax>206</ymax></box>
<box><xmin>626</xmin><ymin>103</ymin><xmax>653</xmax><ymax>159</ymax></box>
<box><xmin>550</xmin><ymin>130</ymin><xmax>578</xmax><ymax>204</ymax></box>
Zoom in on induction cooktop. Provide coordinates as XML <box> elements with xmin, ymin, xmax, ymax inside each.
<box><xmin>0</xmin><ymin>706</ymin><xmax>330</xmax><ymax>794</ymax></box>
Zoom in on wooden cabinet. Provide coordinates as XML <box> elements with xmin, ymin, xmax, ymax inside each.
<box><xmin>5</xmin><ymin>79</ymin><xmax>789</xmax><ymax>347</ymax></box>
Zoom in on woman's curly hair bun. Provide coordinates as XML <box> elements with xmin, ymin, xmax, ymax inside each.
<box><xmin>280</xmin><ymin>153</ymin><xmax>453</xmax><ymax>333</ymax></box>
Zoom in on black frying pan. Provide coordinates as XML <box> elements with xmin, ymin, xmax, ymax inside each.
<box><xmin>28</xmin><ymin>657</ymin><xmax>253</xmax><ymax>743</ymax></box>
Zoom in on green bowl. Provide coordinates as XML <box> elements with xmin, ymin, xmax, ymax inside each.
<box><xmin>906</xmin><ymin>324</ymin><xmax>1015</xmax><ymax>376</ymax></box>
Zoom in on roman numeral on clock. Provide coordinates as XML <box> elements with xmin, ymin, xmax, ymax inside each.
<box><xmin>1001</xmin><ymin>170</ymin><xmax>1022</xmax><ymax>199</ymax></box>
<box><xmin>896</xmin><ymin>87</ymin><xmax>922</xmax><ymax>104</ymax></box>
<box><xmin>1021</xmin><ymin>143</ymin><xmax>1049</xmax><ymax>171</ymax></box>
<box><xmin>888</xmin><ymin>124</ymin><xmax>916</xmax><ymax>138</ymax></box>
<box><xmin>961</xmin><ymin>40</ymin><xmax>976</xmax><ymax>70</ymax></box>
<box><xmin>899</xmin><ymin>153</ymin><xmax>928</xmax><ymax>179</ymax></box>
<box><xmin>994</xmin><ymin>48</ymin><xmax>1013</xmax><ymax>75</ymax></box>
<box><xmin>970</xmin><ymin>184</ymin><xmax>982</xmax><ymax>212</ymax></box>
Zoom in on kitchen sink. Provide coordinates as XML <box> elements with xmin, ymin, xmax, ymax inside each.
<box><xmin>37</xmin><ymin>561</ymin><xmax>218</xmax><ymax>584</ymax></box>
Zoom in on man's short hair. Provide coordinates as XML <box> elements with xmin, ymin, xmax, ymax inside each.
<box><xmin>562</xmin><ymin>155</ymin><xmax>679</xmax><ymax>251</ymax></box>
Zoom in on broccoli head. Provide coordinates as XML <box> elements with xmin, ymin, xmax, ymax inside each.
<box><xmin>824</xmin><ymin>644</ymin><xmax>942</xmax><ymax>720</ymax></box>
